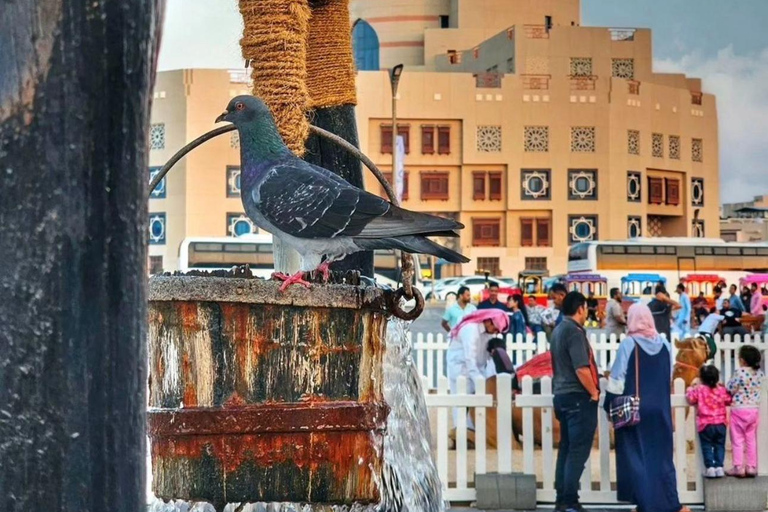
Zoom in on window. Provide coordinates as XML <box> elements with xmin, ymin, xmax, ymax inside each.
<box><xmin>669</xmin><ymin>135</ymin><xmax>680</xmax><ymax>160</ymax></box>
<box><xmin>352</xmin><ymin>20</ymin><xmax>380</xmax><ymax>71</ymax></box>
<box><xmin>524</xmin><ymin>126</ymin><xmax>549</xmax><ymax>152</ymax></box>
<box><xmin>473</xmin><ymin>172</ymin><xmax>486</xmax><ymax>200</ymax></box>
<box><xmin>648</xmin><ymin>177</ymin><xmax>663</xmax><ymax>204</ymax></box>
<box><xmin>652</xmin><ymin>133</ymin><xmax>664</xmax><ymax>158</ymax></box>
<box><xmin>226</xmin><ymin>166</ymin><xmax>241</xmax><ymax>198</ymax></box>
<box><xmin>149</xmin><ymin>167</ymin><xmax>166</xmax><ymax>199</ymax></box>
<box><xmin>421</xmin><ymin>172</ymin><xmax>449</xmax><ymax>200</ymax></box>
<box><xmin>382</xmin><ymin>172</ymin><xmax>409</xmax><ymax>200</ymax></box>
<box><xmin>227</xmin><ymin>213</ymin><xmax>257</xmax><ymax>237</ymax></box>
<box><xmin>472</xmin><ymin>171</ymin><xmax>503</xmax><ymax>201</ymax></box>
<box><xmin>692</xmin><ymin>138</ymin><xmax>703</xmax><ymax>162</ymax></box>
<box><xmin>691</xmin><ymin>92</ymin><xmax>703</xmax><ymax>106</ymax></box>
<box><xmin>437</xmin><ymin>126</ymin><xmax>451</xmax><ymax>154</ymax></box>
<box><xmin>536</xmin><ymin>218</ymin><xmax>551</xmax><ymax>247</ymax></box>
<box><xmin>440</xmin><ymin>15</ymin><xmax>449</xmax><ymax>28</ymax></box>
<box><xmin>570</xmin><ymin>58</ymin><xmax>593</xmax><ymax>77</ymax></box>
<box><xmin>149</xmin><ymin>213</ymin><xmax>166</xmax><ymax>245</ymax></box>
<box><xmin>521</xmin><ymin>169</ymin><xmax>550</xmax><ymax>200</ymax></box>
<box><xmin>380</xmin><ymin>125</ymin><xmax>392</xmax><ymax>153</ymax></box>
<box><xmin>472</xmin><ymin>218</ymin><xmax>501</xmax><ymax>246</ymax></box>
<box><xmin>691</xmin><ymin>178</ymin><xmax>704</xmax><ymax>206</ymax></box>
<box><xmin>380</xmin><ymin>125</ymin><xmax>409</xmax><ymax>154</ymax></box>
<box><xmin>568</xmin><ymin>169</ymin><xmax>597</xmax><ymax>200</ymax></box>
<box><xmin>627</xmin><ymin>130</ymin><xmax>640</xmax><ymax>155</ymax></box>
<box><xmin>521</xmin><ymin>217</ymin><xmax>552</xmax><ymax>247</ymax></box>
<box><xmin>665</xmin><ymin>178</ymin><xmax>680</xmax><ymax>206</ymax></box>
<box><xmin>149</xmin><ymin>123</ymin><xmax>165</xmax><ymax>150</ymax></box>
<box><xmin>477</xmin><ymin>257</ymin><xmax>501</xmax><ymax>276</ymax></box>
<box><xmin>489</xmin><ymin>172</ymin><xmax>502</xmax><ymax>201</ymax></box>
<box><xmin>477</xmin><ymin>126</ymin><xmax>502</xmax><ymax>152</ymax></box>
<box><xmin>525</xmin><ymin>257</ymin><xmax>548</xmax><ymax>271</ymax></box>
<box><xmin>149</xmin><ymin>256</ymin><xmax>164</xmax><ymax>275</ymax></box>
<box><xmin>611</xmin><ymin>58</ymin><xmax>635</xmax><ymax>79</ymax></box>
<box><xmin>448</xmin><ymin>50</ymin><xmax>461</xmax><ymax>64</ymax></box>
<box><xmin>627</xmin><ymin>171</ymin><xmax>641</xmax><ymax>202</ymax></box>
<box><xmin>520</xmin><ymin>218</ymin><xmax>534</xmax><ymax>247</ymax></box>
<box><xmin>421</xmin><ymin>125</ymin><xmax>434</xmax><ymax>154</ymax></box>
<box><xmin>569</xmin><ymin>215</ymin><xmax>598</xmax><ymax>244</ymax></box>
<box><xmin>628</xmin><ymin>216</ymin><xmax>642</xmax><ymax>238</ymax></box>
<box><xmin>571</xmin><ymin>127</ymin><xmax>595</xmax><ymax>152</ymax></box>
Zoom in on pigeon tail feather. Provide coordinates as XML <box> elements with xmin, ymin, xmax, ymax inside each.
<box><xmin>355</xmin><ymin>236</ymin><xmax>470</xmax><ymax>264</ymax></box>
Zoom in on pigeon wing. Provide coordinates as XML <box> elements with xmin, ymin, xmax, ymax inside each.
<box><xmin>256</xmin><ymin>165</ymin><xmax>390</xmax><ymax>238</ymax></box>
<box><xmin>257</xmin><ymin>164</ymin><xmax>464</xmax><ymax>239</ymax></box>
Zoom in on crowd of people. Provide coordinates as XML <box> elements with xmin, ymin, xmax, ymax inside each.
<box><xmin>439</xmin><ymin>280</ymin><xmax>766</xmax><ymax>512</ymax></box>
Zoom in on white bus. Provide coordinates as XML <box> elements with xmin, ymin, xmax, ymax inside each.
<box><xmin>567</xmin><ymin>237</ymin><xmax>768</xmax><ymax>293</ymax></box>
<box><xmin>178</xmin><ymin>235</ymin><xmax>425</xmax><ymax>287</ymax></box>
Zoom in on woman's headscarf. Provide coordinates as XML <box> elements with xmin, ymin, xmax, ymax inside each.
<box><xmin>450</xmin><ymin>309</ymin><xmax>509</xmax><ymax>339</ymax></box>
<box><xmin>627</xmin><ymin>302</ymin><xmax>658</xmax><ymax>340</ymax></box>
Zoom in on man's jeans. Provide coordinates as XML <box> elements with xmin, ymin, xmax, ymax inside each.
<box><xmin>553</xmin><ymin>393</ymin><xmax>598</xmax><ymax>507</ymax></box>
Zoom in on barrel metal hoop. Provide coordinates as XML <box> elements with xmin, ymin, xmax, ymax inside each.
<box><xmin>148</xmin><ymin>402</ymin><xmax>390</xmax><ymax>437</ymax></box>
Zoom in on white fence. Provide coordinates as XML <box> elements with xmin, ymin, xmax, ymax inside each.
<box><xmin>419</xmin><ymin>333</ymin><xmax>768</xmax><ymax>505</ymax></box>
<box><xmin>414</xmin><ymin>332</ymin><xmax>768</xmax><ymax>390</ymax></box>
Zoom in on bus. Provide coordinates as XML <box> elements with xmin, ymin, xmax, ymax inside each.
<box><xmin>178</xmin><ymin>235</ymin><xmax>424</xmax><ymax>287</ymax></box>
<box><xmin>567</xmin><ymin>238</ymin><xmax>768</xmax><ymax>292</ymax></box>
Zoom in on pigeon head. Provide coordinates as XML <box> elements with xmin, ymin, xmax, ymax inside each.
<box><xmin>215</xmin><ymin>95</ymin><xmax>272</xmax><ymax>126</ymax></box>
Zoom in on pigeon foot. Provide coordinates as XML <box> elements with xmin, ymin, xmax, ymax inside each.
<box><xmin>315</xmin><ymin>260</ymin><xmax>332</xmax><ymax>282</ymax></box>
<box><xmin>272</xmin><ymin>271</ymin><xmax>312</xmax><ymax>292</ymax></box>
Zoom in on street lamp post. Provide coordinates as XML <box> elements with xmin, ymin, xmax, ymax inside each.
<box><xmin>389</xmin><ymin>63</ymin><xmax>404</xmax><ymax>188</ymax></box>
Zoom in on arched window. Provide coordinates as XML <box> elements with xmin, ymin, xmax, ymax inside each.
<box><xmin>352</xmin><ymin>19</ymin><xmax>380</xmax><ymax>71</ymax></box>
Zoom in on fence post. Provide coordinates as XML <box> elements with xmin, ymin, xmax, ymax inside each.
<box><xmin>475</xmin><ymin>376</ymin><xmax>487</xmax><ymax>475</ymax></box>
<box><xmin>521</xmin><ymin>376</ymin><xmax>535</xmax><ymax>474</ymax></box>
<box><xmin>437</xmin><ymin>376</ymin><xmax>450</xmax><ymax>490</ymax></box>
<box><xmin>541</xmin><ymin>377</ymin><xmax>555</xmax><ymax>494</ymax></box>
<box><xmin>673</xmin><ymin>378</ymin><xmax>688</xmax><ymax>494</ymax></box>
<box><xmin>598</xmin><ymin>379</ymin><xmax>611</xmax><ymax>493</ymax></box>
<box><xmin>456</xmin><ymin>376</ymin><xmax>469</xmax><ymax>491</ymax></box>
<box><xmin>497</xmin><ymin>373</ymin><xmax>514</xmax><ymax>474</ymax></box>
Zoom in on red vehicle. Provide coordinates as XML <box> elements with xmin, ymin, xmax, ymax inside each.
<box><xmin>682</xmin><ymin>273</ymin><xmax>725</xmax><ymax>309</ymax></box>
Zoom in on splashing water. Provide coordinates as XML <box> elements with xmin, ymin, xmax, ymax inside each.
<box><xmin>149</xmin><ymin>317</ymin><xmax>444</xmax><ymax>512</ymax></box>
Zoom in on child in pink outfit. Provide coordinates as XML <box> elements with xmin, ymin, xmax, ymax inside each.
<box><xmin>726</xmin><ymin>345</ymin><xmax>764</xmax><ymax>478</ymax></box>
<box><xmin>686</xmin><ymin>365</ymin><xmax>732</xmax><ymax>478</ymax></box>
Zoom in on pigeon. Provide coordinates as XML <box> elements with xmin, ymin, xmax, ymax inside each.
<box><xmin>215</xmin><ymin>95</ymin><xmax>470</xmax><ymax>290</ymax></box>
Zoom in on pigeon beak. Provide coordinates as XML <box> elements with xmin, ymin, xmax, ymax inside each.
<box><xmin>215</xmin><ymin>111</ymin><xmax>229</xmax><ymax>124</ymax></box>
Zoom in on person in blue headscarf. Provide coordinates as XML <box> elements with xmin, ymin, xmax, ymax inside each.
<box><xmin>604</xmin><ymin>303</ymin><xmax>690</xmax><ymax>512</ymax></box>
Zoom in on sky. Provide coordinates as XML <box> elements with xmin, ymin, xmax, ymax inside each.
<box><xmin>157</xmin><ymin>0</ymin><xmax>768</xmax><ymax>204</ymax></box>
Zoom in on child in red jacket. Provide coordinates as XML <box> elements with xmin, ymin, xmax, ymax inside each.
<box><xmin>686</xmin><ymin>365</ymin><xmax>732</xmax><ymax>478</ymax></box>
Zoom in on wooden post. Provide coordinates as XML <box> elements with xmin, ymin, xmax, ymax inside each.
<box><xmin>0</xmin><ymin>1</ymin><xmax>162</xmax><ymax>510</ymax></box>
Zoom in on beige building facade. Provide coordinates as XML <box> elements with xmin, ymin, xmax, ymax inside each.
<box><xmin>721</xmin><ymin>195</ymin><xmax>768</xmax><ymax>242</ymax></box>
<box><xmin>148</xmin><ymin>0</ymin><xmax>719</xmax><ymax>278</ymax></box>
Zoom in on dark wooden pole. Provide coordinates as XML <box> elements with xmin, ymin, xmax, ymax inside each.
<box><xmin>0</xmin><ymin>1</ymin><xmax>163</xmax><ymax>511</ymax></box>
<box><xmin>304</xmin><ymin>105</ymin><xmax>374</xmax><ymax>277</ymax></box>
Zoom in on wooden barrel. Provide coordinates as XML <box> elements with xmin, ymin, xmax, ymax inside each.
<box><xmin>147</xmin><ymin>276</ymin><xmax>391</xmax><ymax>508</ymax></box>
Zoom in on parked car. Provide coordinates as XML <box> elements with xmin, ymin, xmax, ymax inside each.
<box><xmin>425</xmin><ymin>277</ymin><xmax>460</xmax><ymax>300</ymax></box>
<box><xmin>433</xmin><ymin>276</ymin><xmax>506</xmax><ymax>301</ymax></box>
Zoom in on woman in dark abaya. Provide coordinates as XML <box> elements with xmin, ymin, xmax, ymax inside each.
<box><xmin>604</xmin><ymin>303</ymin><xmax>691</xmax><ymax>512</ymax></box>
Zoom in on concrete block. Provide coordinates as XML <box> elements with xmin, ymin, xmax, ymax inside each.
<box><xmin>475</xmin><ymin>473</ymin><xmax>501</xmax><ymax>510</ymax></box>
<box><xmin>474</xmin><ymin>472</ymin><xmax>537</xmax><ymax>511</ymax></box>
<box><xmin>704</xmin><ymin>476</ymin><xmax>768</xmax><ymax>512</ymax></box>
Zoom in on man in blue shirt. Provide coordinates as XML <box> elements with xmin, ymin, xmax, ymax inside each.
<box><xmin>674</xmin><ymin>283</ymin><xmax>691</xmax><ymax>336</ymax></box>
<box><xmin>728</xmin><ymin>284</ymin><xmax>746</xmax><ymax>313</ymax></box>
<box><xmin>441</xmin><ymin>286</ymin><xmax>477</xmax><ymax>334</ymax></box>
<box><xmin>478</xmin><ymin>282</ymin><xmax>509</xmax><ymax>312</ymax></box>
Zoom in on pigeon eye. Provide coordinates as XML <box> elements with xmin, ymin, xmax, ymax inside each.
<box><xmin>235</xmin><ymin>102</ymin><xmax>245</xmax><ymax>111</ymax></box>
